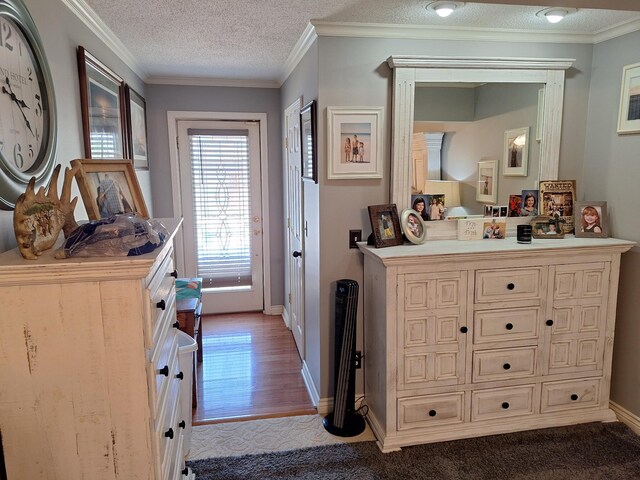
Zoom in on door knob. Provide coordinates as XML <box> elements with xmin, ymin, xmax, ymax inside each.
<box><xmin>292</xmin><ymin>251</ymin><xmax>302</xmax><ymax>258</ymax></box>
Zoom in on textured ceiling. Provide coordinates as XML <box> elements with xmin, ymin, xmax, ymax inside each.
<box><xmin>79</xmin><ymin>0</ymin><xmax>640</xmax><ymax>84</ymax></box>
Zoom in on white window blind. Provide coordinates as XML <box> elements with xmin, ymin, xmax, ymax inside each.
<box><xmin>90</xmin><ymin>132</ymin><xmax>119</xmax><ymax>158</ymax></box>
<box><xmin>188</xmin><ymin>129</ymin><xmax>252</xmax><ymax>289</ymax></box>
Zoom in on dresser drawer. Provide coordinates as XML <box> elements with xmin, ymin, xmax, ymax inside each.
<box><xmin>155</xmin><ymin>373</ymin><xmax>181</xmax><ymax>478</ymax></box>
<box><xmin>146</xmin><ymin>255</ymin><xmax>176</xmax><ymax>350</ymax></box>
<box><xmin>149</xmin><ymin>328</ymin><xmax>179</xmax><ymax>416</ymax></box>
<box><xmin>471</xmin><ymin>385</ymin><xmax>537</xmax><ymax>421</ymax></box>
<box><xmin>472</xmin><ymin>346</ymin><xmax>537</xmax><ymax>382</ymax></box>
<box><xmin>397</xmin><ymin>392</ymin><xmax>464</xmax><ymax>430</ymax></box>
<box><xmin>475</xmin><ymin>267</ymin><xmax>543</xmax><ymax>303</ymax></box>
<box><xmin>541</xmin><ymin>378</ymin><xmax>600</xmax><ymax>413</ymax></box>
<box><xmin>474</xmin><ymin>307</ymin><xmax>540</xmax><ymax>344</ymax></box>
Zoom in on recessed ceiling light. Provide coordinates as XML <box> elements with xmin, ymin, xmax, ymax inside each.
<box><xmin>536</xmin><ymin>7</ymin><xmax>577</xmax><ymax>24</ymax></box>
<box><xmin>426</xmin><ymin>1</ymin><xmax>465</xmax><ymax>18</ymax></box>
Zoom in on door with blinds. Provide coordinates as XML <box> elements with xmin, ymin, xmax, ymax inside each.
<box><xmin>177</xmin><ymin>120</ymin><xmax>264</xmax><ymax>313</ymax></box>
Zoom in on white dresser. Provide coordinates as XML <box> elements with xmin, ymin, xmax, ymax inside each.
<box><xmin>0</xmin><ymin>218</ymin><xmax>195</xmax><ymax>480</ymax></box>
<box><xmin>359</xmin><ymin>237</ymin><xmax>634</xmax><ymax>452</ymax></box>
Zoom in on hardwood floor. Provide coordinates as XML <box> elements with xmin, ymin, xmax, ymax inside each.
<box><xmin>192</xmin><ymin>312</ymin><xmax>316</xmax><ymax>425</ymax></box>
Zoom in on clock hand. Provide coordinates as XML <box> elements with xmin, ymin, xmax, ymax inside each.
<box><xmin>3</xmin><ymin>77</ymin><xmax>30</xmax><ymax>109</ymax></box>
<box><xmin>2</xmin><ymin>85</ymin><xmax>35</xmax><ymax>137</ymax></box>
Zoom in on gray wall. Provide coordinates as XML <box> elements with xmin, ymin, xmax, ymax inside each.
<box><xmin>146</xmin><ymin>84</ymin><xmax>283</xmax><ymax>307</ymax></box>
<box><xmin>583</xmin><ymin>30</ymin><xmax>640</xmax><ymax>416</ymax></box>
<box><xmin>0</xmin><ymin>0</ymin><xmax>149</xmax><ymax>252</ymax></box>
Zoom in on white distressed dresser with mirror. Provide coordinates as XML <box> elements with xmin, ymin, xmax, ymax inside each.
<box><xmin>358</xmin><ymin>56</ymin><xmax>636</xmax><ymax>452</ymax></box>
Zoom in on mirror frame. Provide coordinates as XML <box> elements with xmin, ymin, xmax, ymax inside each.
<box><xmin>387</xmin><ymin>55</ymin><xmax>574</xmax><ymax>239</ymax></box>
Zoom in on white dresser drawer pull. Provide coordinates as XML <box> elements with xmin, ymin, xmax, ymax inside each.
<box><xmin>176</xmin><ymin>371</ymin><xmax>184</xmax><ymax>380</ymax></box>
<box><xmin>571</xmin><ymin>394</ymin><xmax>579</xmax><ymax>401</ymax></box>
<box><xmin>507</xmin><ymin>283</ymin><xmax>515</xmax><ymax>290</ymax></box>
<box><xmin>505</xmin><ymin>323</ymin><xmax>514</xmax><ymax>330</ymax></box>
<box><xmin>428</xmin><ymin>409</ymin><xmax>437</xmax><ymax>417</ymax></box>
<box><xmin>171</xmin><ymin>270</ymin><xmax>178</xmax><ymax>278</ymax></box>
<box><xmin>156</xmin><ymin>299</ymin><xmax>166</xmax><ymax>310</ymax></box>
<box><xmin>158</xmin><ymin>365</ymin><xmax>169</xmax><ymax>376</ymax></box>
<box><xmin>164</xmin><ymin>428</ymin><xmax>174</xmax><ymax>439</ymax></box>
<box><xmin>503</xmin><ymin>363</ymin><xmax>511</xmax><ymax>370</ymax></box>
<box><xmin>502</xmin><ymin>402</ymin><xmax>510</xmax><ymax>409</ymax></box>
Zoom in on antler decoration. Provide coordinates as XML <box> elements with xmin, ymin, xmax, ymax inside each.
<box><xmin>13</xmin><ymin>163</ymin><xmax>80</xmax><ymax>260</ymax></box>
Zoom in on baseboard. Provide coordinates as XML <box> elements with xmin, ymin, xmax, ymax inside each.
<box><xmin>280</xmin><ymin>306</ymin><xmax>290</xmax><ymax>328</ymax></box>
<box><xmin>263</xmin><ymin>304</ymin><xmax>284</xmax><ymax>316</ymax></box>
<box><xmin>315</xmin><ymin>393</ymin><xmax>367</xmax><ymax>416</ymax></box>
<box><xmin>301</xmin><ymin>360</ymin><xmax>320</xmax><ymax>408</ymax></box>
<box><xmin>610</xmin><ymin>401</ymin><xmax>640</xmax><ymax>435</ymax></box>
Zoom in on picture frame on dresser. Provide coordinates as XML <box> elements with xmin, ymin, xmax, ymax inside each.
<box><xmin>400</xmin><ymin>208</ymin><xmax>427</xmax><ymax>244</ymax></box>
<box><xmin>574</xmin><ymin>201</ymin><xmax>608</xmax><ymax>238</ymax></box>
<box><xmin>71</xmin><ymin>159</ymin><xmax>149</xmax><ymax>220</ymax></box>
<box><xmin>368</xmin><ymin>203</ymin><xmax>403</xmax><ymax>248</ymax></box>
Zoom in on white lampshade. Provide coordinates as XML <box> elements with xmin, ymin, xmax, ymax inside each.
<box><xmin>424</xmin><ymin>180</ymin><xmax>461</xmax><ymax>208</ymax></box>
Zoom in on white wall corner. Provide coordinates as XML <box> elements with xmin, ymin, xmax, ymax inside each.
<box><xmin>610</xmin><ymin>401</ymin><xmax>640</xmax><ymax>435</ymax></box>
<box><xmin>279</xmin><ymin>22</ymin><xmax>317</xmax><ymax>86</ymax></box>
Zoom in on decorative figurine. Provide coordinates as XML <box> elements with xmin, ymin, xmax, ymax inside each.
<box><xmin>13</xmin><ymin>163</ymin><xmax>79</xmax><ymax>260</ymax></box>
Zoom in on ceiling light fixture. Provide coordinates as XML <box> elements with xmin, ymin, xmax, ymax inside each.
<box><xmin>536</xmin><ymin>7</ymin><xmax>577</xmax><ymax>24</ymax></box>
<box><xmin>426</xmin><ymin>2</ymin><xmax>465</xmax><ymax>18</ymax></box>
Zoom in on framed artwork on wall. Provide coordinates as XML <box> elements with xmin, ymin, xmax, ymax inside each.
<box><xmin>71</xmin><ymin>159</ymin><xmax>148</xmax><ymax>220</ymax></box>
<box><xmin>125</xmin><ymin>86</ymin><xmax>149</xmax><ymax>170</ymax></box>
<box><xmin>476</xmin><ymin>160</ymin><xmax>498</xmax><ymax>204</ymax></box>
<box><xmin>77</xmin><ymin>46</ymin><xmax>127</xmax><ymax>159</ymax></box>
<box><xmin>300</xmin><ymin>99</ymin><xmax>317</xmax><ymax>183</ymax></box>
<box><xmin>617</xmin><ymin>62</ymin><xmax>640</xmax><ymax>134</ymax></box>
<box><xmin>503</xmin><ymin>126</ymin><xmax>529</xmax><ymax>176</ymax></box>
<box><xmin>327</xmin><ymin>106</ymin><xmax>384</xmax><ymax>179</ymax></box>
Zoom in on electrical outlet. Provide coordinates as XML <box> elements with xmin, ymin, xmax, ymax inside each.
<box><xmin>349</xmin><ymin>229</ymin><xmax>362</xmax><ymax>248</ymax></box>
<box><xmin>354</xmin><ymin>351</ymin><xmax>362</xmax><ymax>369</ymax></box>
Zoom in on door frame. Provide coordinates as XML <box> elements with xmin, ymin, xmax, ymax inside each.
<box><xmin>167</xmin><ymin>110</ymin><xmax>273</xmax><ymax>314</ymax></box>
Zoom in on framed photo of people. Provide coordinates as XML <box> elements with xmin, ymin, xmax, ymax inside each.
<box><xmin>77</xmin><ymin>46</ymin><xmax>127</xmax><ymax>159</ymax></box>
<box><xmin>367</xmin><ymin>204</ymin><xmax>403</xmax><ymax>248</ymax></box>
<box><xmin>327</xmin><ymin>106</ymin><xmax>384</xmax><ymax>179</ymax></box>
<box><xmin>503</xmin><ymin>127</ymin><xmax>529</xmax><ymax>176</ymax></box>
<box><xmin>476</xmin><ymin>160</ymin><xmax>498</xmax><ymax>204</ymax></box>
<box><xmin>400</xmin><ymin>208</ymin><xmax>426</xmax><ymax>245</ymax></box>
<box><xmin>574</xmin><ymin>201</ymin><xmax>608</xmax><ymax>238</ymax></box>
<box><xmin>71</xmin><ymin>159</ymin><xmax>149</xmax><ymax>220</ymax></box>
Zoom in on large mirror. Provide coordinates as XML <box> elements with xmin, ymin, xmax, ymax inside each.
<box><xmin>388</xmin><ymin>56</ymin><xmax>574</xmax><ymax>239</ymax></box>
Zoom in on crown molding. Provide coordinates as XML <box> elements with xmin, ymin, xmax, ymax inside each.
<box><xmin>146</xmin><ymin>75</ymin><xmax>279</xmax><ymax>88</ymax></box>
<box><xmin>311</xmin><ymin>20</ymin><xmax>639</xmax><ymax>45</ymax></box>
<box><xmin>60</xmin><ymin>0</ymin><xmax>146</xmax><ymax>79</ymax></box>
<box><xmin>280</xmin><ymin>22</ymin><xmax>318</xmax><ymax>86</ymax></box>
<box><xmin>593</xmin><ymin>17</ymin><xmax>640</xmax><ymax>43</ymax></box>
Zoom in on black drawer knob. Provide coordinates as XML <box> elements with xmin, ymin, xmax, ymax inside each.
<box><xmin>571</xmin><ymin>394</ymin><xmax>579</xmax><ymax>401</ymax></box>
<box><xmin>428</xmin><ymin>410</ymin><xmax>437</xmax><ymax>417</ymax></box>
<box><xmin>506</xmin><ymin>323</ymin><xmax>514</xmax><ymax>330</ymax></box>
<box><xmin>503</xmin><ymin>363</ymin><xmax>511</xmax><ymax>370</ymax></box>
<box><xmin>164</xmin><ymin>428</ymin><xmax>174</xmax><ymax>439</ymax></box>
<box><xmin>179</xmin><ymin>420</ymin><xmax>186</xmax><ymax>429</ymax></box>
<box><xmin>546</xmin><ymin>319</ymin><xmax>554</xmax><ymax>326</ymax></box>
<box><xmin>158</xmin><ymin>365</ymin><xmax>169</xmax><ymax>376</ymax></box>
<box><xmin>502</xmin><ymin>402</ymin><xmax>510</xmax><ymax>409</ymax></box>
<box><xmin>182</xmin><ymin>467</ymin><xmax>189</xmax><ymax>476</ymax></box>
<box><xmin>173</xmin><ymin>321</ymin><xmax>181</xmax><ymax>329</ymax></box>
<box><xmin>156</xmin><ymin>299</ymin><xmax>166</xmax><ymax>310</ymax></box>
<box><xmin>507</xmin><ymin>283</ymin><xmax>515</xmax><ymax>290</ymax></box>
<box><xmin>176</xmin><ymin>371</ymin><xmax>184</xmax><ymax>380</ymax></box>
<box><xmin>171</xmin><ymin>270</ymin><xmax>178</xmax><ymax>278</ymax></box>
<box><xmin>460</xmin><ymin>326</ymin><xmax>468</xmax><ymax>334</ymax></box>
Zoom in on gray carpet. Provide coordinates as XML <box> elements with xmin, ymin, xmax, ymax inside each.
<box><xmin>187</xmin><ymin>422</ymin><xmax>640</xmax><ymax>479</ymax></box>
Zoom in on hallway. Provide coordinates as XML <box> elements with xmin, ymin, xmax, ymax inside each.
<box><xmin>192</xmin><ymin>312</ymin><xmax>316</xmax><ymax>425</ymax></box>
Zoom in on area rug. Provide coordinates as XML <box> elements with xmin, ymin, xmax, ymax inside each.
<box><xmin>187</xmin><ymin>421</ymin><xmax>640</xmax><ymax>479</ymax></box>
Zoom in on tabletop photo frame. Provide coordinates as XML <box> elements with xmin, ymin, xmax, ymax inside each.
<box><xmin>400</xmin><ymin>208</ymin><xmax>427</xmax><ymax>244</ymax></box>
<box><xmin>72</xmin><ymin>159</ymin><xmax>149</xmax><ymax>220</ymax></box>
<box><xmin>574</xmin><ymin>201</ymin><xmax>608</xmax><ymax>238</ymax></box>
<box><xmin>368</xmin><ymin>204</ymin><xmax>403</xmax><ymax>248</ymax></box>
<box><xmin>77</xmin><ymin>46</ymin><xmax>127</xmax><ymax>159</ymax></box>
<box><xmin>327</xmin><ymin>106</ymin><xmax>383</xmax><ymax>179</ymax></box>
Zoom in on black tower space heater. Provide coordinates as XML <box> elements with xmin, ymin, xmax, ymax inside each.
<box><xmin>323</xmin><ymin>279</ymin><xmax>366</xmax><ymax>437</ymax></box>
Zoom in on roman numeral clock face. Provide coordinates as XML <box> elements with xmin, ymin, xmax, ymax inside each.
<box><xmin>0</xmin><ymin>0</ymin><xmax>56</xmax><ymax>210</ymax></box>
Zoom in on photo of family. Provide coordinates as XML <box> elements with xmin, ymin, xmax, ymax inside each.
<box><xmin>341</xmin><ymin>126</ymin><xmax>371</xmax><ymax>164</ymax></box>
<box><xmin>411</xmin><ymin>194</ymin><xmax>445</xmax><ymax>221</ymax></box>
<box><xmin>483</xmin><ymin>219</ymin><xmax>506</xmax><ymax>239</ymax></box>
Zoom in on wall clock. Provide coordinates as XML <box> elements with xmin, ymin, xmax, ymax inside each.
<box><xmin>0</xmin><ymin>0</ymin><xmax>56</xmax><ymax>210</ymax></box>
